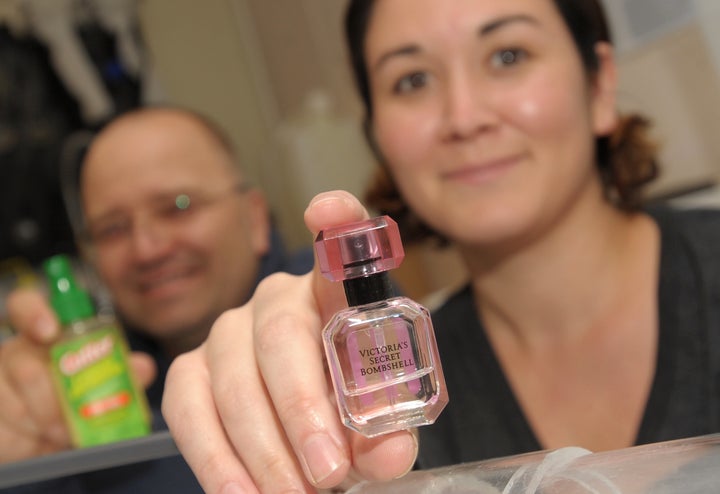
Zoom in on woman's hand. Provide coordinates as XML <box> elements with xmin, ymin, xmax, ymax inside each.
<box><xmin>163</xmin><ymin>191</ymin><xmax>418</xmax><ymax>493</ymax></box>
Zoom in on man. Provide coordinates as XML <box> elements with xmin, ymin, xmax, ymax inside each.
<box><xmin>0</xmin><ymin>107</ymin><xmax>312</xmax><ymax>492</ymax></box>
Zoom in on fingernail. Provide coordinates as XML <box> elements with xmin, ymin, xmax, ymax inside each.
<box><xmin>301</xmin><ymin>433</ymin><xmax>347</xmax><ymax>484</ymax></box>
<box><xmin>308</xmin><ymin>192</ymin><xmax>354</xmax><ymax>210</ymax></box>
<box><xmin>307</xmin><ymin>196</ymin><xmax>336</xmax><ymax>212</ymax></box>
<box><xmin>221</xmin><ymin>483</ymin><xmax>246</xmax><ymax>494</ymax></box>
<box><xmin>394</xmin><ymin>432</ymin><xmax>419</xmax><ymax>479</ymax></box>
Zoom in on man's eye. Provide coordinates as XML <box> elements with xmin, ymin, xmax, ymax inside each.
<box><xmin>163</xmin><ymin>203</ymin><xmax>191</xmax><ymax>218</ymax></box>
<box><xmin>490</xmin><ymin>48</ymin><xmax>527</xmax><ymax>68</ymax></box>
<box><xmin>159</xmin><ymin>195</ymin><xmax>195</xmax><ymax>219</ymax></box>
<box><xmin>395</xmin><ymin>72</ymin><xmax>428</xmax><ymax>93</ymax></box>
<box><xmin>90</xmin><ymin>223</ymin><xmax>128</xmax><ymax>243</ymax></box>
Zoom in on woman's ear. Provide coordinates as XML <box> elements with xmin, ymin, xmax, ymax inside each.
<box><xmin>591</xmin><ymin>41</ymin><xmax>619</xmax><ymax>137</ymax></box>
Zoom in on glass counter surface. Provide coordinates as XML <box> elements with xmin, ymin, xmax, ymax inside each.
<box><xmin>0</xmin><ymin>431</ymin><xmax>179</xmax><ymax>489</ymax></box>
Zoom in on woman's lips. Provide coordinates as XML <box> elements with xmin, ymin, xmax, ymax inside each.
<box><xmin>442</xmin><ymin>154</ymin><xmax>523</xmax><ymax>185</ymax></box>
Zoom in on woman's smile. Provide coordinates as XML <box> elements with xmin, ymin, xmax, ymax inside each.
<box><xmin>441</xmin><ymin>153</ymin><xmax>526</xmax><ymax>186</ymax></box>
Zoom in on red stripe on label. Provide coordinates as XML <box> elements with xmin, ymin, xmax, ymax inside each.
<box><xmin>80</xmin><ymin>391</ymin><xmax>131</xmax><ymax>418</ymax></box>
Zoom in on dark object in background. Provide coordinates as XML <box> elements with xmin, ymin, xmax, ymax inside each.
<box><xmin>0</xmin><ymin>19</ymin><xmax>142</xmax><ymax>265</ymax></box>
<box><xmin>76</xmin><ymin>19</ymin><xmax>142</xmax><ymax>118</ymax></box>
<box><xmin>0</xmin><ymin>26</ymin><xmax>82</xmax><ymax>263</ymax></box>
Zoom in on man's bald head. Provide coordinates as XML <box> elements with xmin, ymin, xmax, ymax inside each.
<box><xmin>82</xmin><ymin>107</ymin><xmax>243</xmax><ymax>193</ymax></box>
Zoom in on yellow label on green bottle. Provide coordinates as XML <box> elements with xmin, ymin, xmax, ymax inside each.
<box><xmin>50</xmin><ymin>324</ymin><xmax>150</xmax><ymax>447</ymax></box>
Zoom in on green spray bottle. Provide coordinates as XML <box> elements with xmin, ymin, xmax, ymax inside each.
<box><xmin>44</xmin><ymin>254</ymin><xmax>151</xmax><ymax>448</ymax></box>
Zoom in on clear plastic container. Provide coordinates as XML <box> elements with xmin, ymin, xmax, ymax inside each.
<box><xmin>347</xmin><ymin>433</ymin><xmax>720</xmax><ymax>493</ymax></box>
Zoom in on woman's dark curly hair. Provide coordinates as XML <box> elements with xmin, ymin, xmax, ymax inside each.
<box><xmin>345</xmin><ymin>0</ymin><xmax>659</xmax><ymax>245</ymax></box>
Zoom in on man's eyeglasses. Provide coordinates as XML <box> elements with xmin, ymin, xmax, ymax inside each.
<box><xmin>83</xmin><ymin>182</ymin><xmax>251</xmax><ymax>248</ymax></box>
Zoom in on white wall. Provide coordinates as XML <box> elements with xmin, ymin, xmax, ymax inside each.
<box><xmin>694</xmin><ymin>0</ymin><xmax>720</xmax><ymax>78</ymax></box>
<box><xmin>138</xmin><ymin>0</ymin><xmax>311</xmax><ymax>246</ymax></box>
<box><xmin>138</xmin><ymin>0</ymin><xmax>720</xmax><ymax>298</ymax></box>
<box><xmin>601</xmin><ymin>0</ymin><xmax>720</xmax><ymax>197</ymax></box>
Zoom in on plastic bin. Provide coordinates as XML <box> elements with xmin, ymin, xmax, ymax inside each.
<box><xmin>348</xmin><ymin>433</ymin><xmax>720</xmax><ymax>493</ymax></box>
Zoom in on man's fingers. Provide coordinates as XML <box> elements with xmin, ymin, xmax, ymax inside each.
<box><xmin>5</xmin><ymin>288</ymin><xmax>60</xmax><ymax>344</ymax></box>
<box><xmin>0</xmin><ymin>423</ymin><xmax>49</xmax><ymax>463</ymax></box>
<box><xmin>0</xmin><ymin>337</ymin><xmax>71</xmax><ymax>456</ymax></box>
<box><xmin>2</xmin><ymin>338</ymin><xmax>68</xmax><ymax>444</ymax></box>
<box><xmin>0</xmin><ymin>366</ymin><xmax>38</xmax><ymax>438</ymax></box>
<box><xmin>129</xmin><ymin>352</ymin><xmax>157</xmax><ymax>389</ymax></box>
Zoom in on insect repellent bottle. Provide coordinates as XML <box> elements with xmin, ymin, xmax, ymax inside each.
<box><xmin>44</xmin><ymin>254</ymin><xmax>151</xmax><ymax>448</ymax></box>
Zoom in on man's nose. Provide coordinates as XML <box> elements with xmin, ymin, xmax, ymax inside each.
<box><xmin>128</xmin><ymin>215</ymin><xmax>174</xmax><ymax>261</ymax></box>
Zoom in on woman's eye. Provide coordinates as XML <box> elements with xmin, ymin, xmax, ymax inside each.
<box><xmin>490</xmin><ymin>48</ymin><xmax>527</xmax><ymax>68</ymax></box>
<box><xmin>394</xmin><ymin>72</ymin><xmax>428</xmax><ymax>93</ymax></box>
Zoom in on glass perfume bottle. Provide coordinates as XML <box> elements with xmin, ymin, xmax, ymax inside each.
<box><xmin>315</xmin><ymin>216</ymin><xmax>448</xmax><ymax>437</ymax></box>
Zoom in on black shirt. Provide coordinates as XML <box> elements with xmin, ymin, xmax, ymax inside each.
<box><xmin>418</xmin><ymin>207</ymin><xmax>720</xmax><ymax>468</ymax></box>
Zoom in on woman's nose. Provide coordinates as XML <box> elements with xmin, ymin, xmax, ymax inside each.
<box><xmin>440</xmin><ymin>70</ymin><xmax>497</xmax><ymax>141</ymax></box>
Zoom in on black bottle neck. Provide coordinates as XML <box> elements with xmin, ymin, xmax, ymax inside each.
<box><xmin>343</xmin><ymin>272</ymin><xmax>394</xmax><ymax>306</ymax></box>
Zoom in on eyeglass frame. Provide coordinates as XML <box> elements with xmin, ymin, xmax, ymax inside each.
<box><xmin>79</xmin><ymin>182</ymin><xmax>253</xmax><ymax>250</ymax></box>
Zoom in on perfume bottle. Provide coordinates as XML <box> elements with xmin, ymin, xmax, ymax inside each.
<box><xmin>44</xmin><ymin>254</ymin><xmax>151</xmax><ymax>448</ymax></box>
<box><xmin>315</xmin><ymin>216</ymin><xmax>448</xmax><ymax>437</ymax></box>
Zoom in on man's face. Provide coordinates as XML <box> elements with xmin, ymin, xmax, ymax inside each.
<box><xmin>81</xmin><ymin>112</ymin><xmax>269</xmax><ymax>354</ymax></box>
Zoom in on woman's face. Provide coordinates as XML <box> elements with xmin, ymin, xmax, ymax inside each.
<box><xmin>365</xmin><ymin>0</ymin><xmax>617</xmax><ymax>248</ymax></box>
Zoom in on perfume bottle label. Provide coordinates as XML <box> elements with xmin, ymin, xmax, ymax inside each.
<box><xmin>50</xmin><ymin>324</ymin><xmax>150</xmax><ymax>447</ymax></box>
<box><xmin>357</xmin><ymin>341</ymin><xmax>414</xmax><ymax>376</ymax></box>
<box><xmin>345</xmin><ymin>316</ymin><xmax>425</xmax><ymax>410</ymax></box>
<box><xmin>340</xmin><ymin>310</ymin><xmax>433</xmax><ymax>398</ymax></box>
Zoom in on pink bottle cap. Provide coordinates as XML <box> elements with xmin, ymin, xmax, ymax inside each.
<box><xmin>315</xmin><ymin>216</ymin><xmax>405</xmax><ymax>282</ymax></box>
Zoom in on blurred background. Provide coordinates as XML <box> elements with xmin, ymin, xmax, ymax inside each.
<box><xmin>1</xmin><ymin>0</ymin><xmax>720</xmax><ymax>331</ymax></box>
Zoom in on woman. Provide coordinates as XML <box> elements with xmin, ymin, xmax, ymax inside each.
<box><xmin>162</xmin><ymin>1</ymin><xmax>720</xmax><ymax>492</ymax></box>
